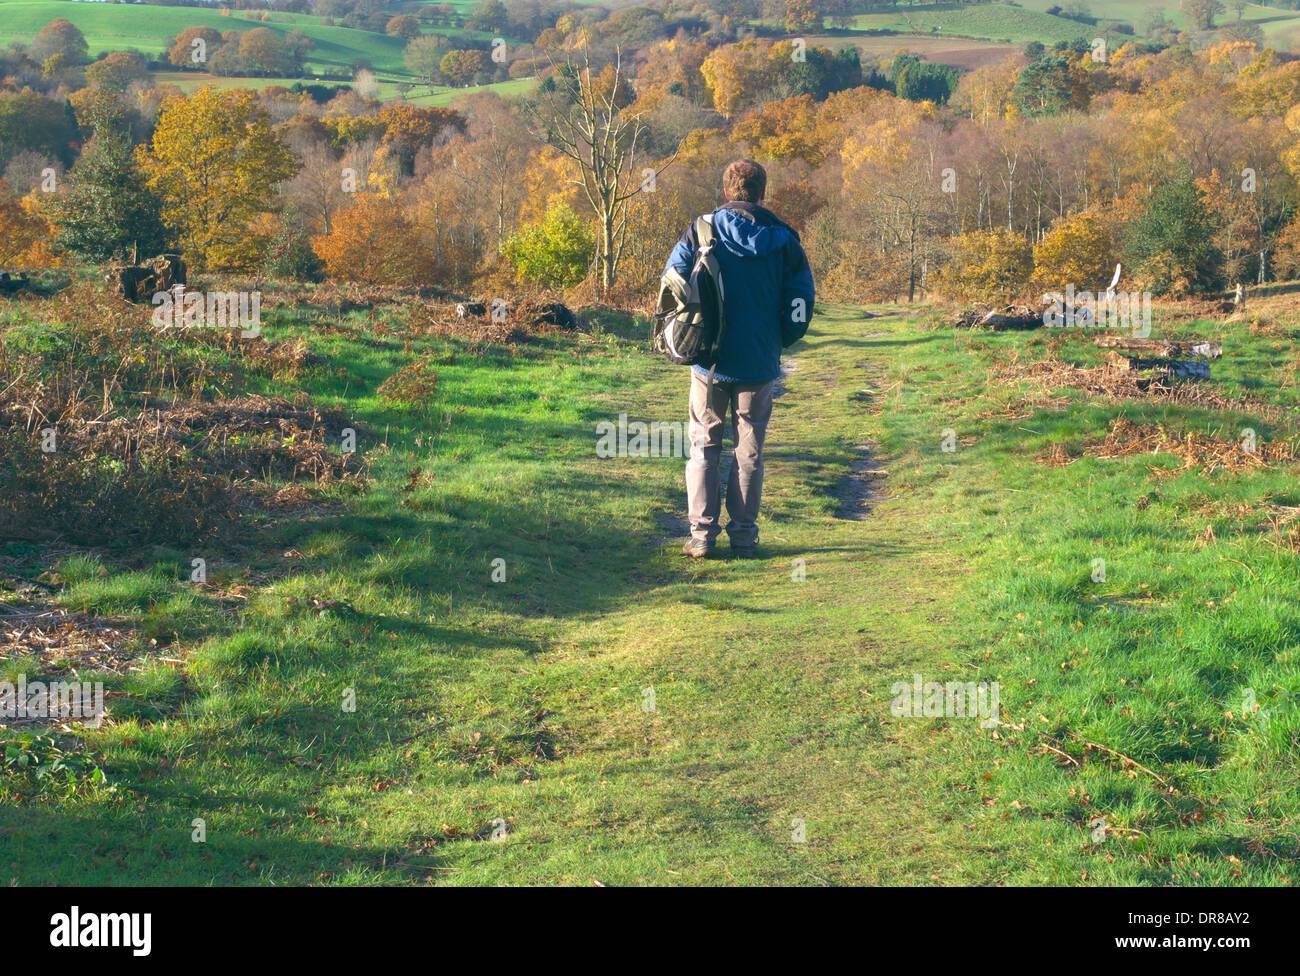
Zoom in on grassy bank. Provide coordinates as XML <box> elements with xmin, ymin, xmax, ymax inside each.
<box><xmin>1</xmin><ymin>287</ymin><xmax>1296</xmax><ymax>884</ymax></box>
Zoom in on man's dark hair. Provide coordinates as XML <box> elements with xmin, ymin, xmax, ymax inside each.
<box><xmin>723</xmin><ymin>159</ymin><xmax>766</xmax><ymax>203</ymax></box>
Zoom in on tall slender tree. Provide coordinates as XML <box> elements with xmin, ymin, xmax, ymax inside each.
<box><xmin>531</xmin><ymin>49</ymin><xmax>675</xmax><ymax>293</ymax></box>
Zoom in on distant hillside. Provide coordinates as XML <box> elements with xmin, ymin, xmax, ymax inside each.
<box><xmin>849</xmin><ymin>3</ymin><xmax>1095</xmax><ymax>43</ymax></box>
<box><xmin>0</xmin><ymin>0</ymin><xmax>508</xmax><ymax>78</ymax></box>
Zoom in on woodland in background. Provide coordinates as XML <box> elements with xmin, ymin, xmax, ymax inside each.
<box><xmin>2</xmin><ymin>1</ymin><xmax>1300</xmax><ymax>305</ymax></box>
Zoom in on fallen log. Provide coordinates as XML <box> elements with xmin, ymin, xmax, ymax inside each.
<box><xmin>952</xmin><ymin>301</ymin><xmax>1048</xmax><ymax>330</ymax></box>
<box><xmin>0</xmin><ymin>272</ymin><xmax>29</xmax><ymax>295</ymax></box>
<box><xmin>105</xmin><ymin>254</ymin><xmax>188</xmax><ymax>303</ymax></box>
<box><xmin>980</xmin><ymin>305</ymin><xmax>1043</xmax><ymax>330</ymax></box>
<box><xmin>527</xmin><ymin>302</ymin><xmax>578</xmax><ymax>330</ymax></box>
<box><xmin>1105</xmin><ymin>349</ymin><xmax>1211</xmax><ymax>381</ymax></box>
<box><xmin>1095</xmin><ymin>335</ymin><xmax>1222</xmax><ymax>359</ymax></box>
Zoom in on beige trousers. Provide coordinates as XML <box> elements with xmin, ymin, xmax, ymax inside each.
<box><xmin>686</xmin><ymin>370</ymin><xmax>776</xmax><ymax>546</ymax></box>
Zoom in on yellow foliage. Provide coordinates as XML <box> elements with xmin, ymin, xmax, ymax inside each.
<box><xmin>516</xmin><ymin>148</ymin><xmax>579</xmax><ymax>227</ymax></box>
<box><xmin>700</xmin><ymin>39</ymin><xmax>785</xmax><ymax>119</ymax></box>
<box><xmin>937</xmin><ymin>228</ymin><xmax>1034</xmax><ymax>304</ymax></box>
<box><xmin>0</xmin><ymin>181</ymin><xmax>59</xmax><ymax>267</ymax></box>
<box><xmin>138</xmin><ymin>86</ymin><xmax>299</xmax><ymax>272</ymax></box>
<box><xmin>366</xmin><ymin>144</ymin><xmax>401</xmax><ymax>199</ymax></box>
<box><xmin>1032</xmin><ymin>212</ymin><xmax>1118</xmax><ymax>292</ymax></box>
<box><xmin>732</xmin><ymin>95</ymin><xmax>825</xmax><ymax>166</ymax></box>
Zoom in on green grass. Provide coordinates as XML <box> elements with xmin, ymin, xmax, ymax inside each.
<box><xmin>0</xmin><ymin>0</ymin><xmax>512</xmax><ymax>79</ymax></box>
<box><xmin>875</xmin><ymin>302</ymin><xmax>1300</xmax><ymax>884</ymax></box>
<box><xmin>1016</xmin><ymin>0</ymin><xmax>1300</xmax><ymax>44</ymax></box>
<box><xmin>848</xmin><ymin>2</ymin><xmax>1094</xmax><ymax>43</ymax></box>
<box><xmin>2</xmin><ymin>289</ymin><xmax>1298</xmax><ymax>884</ymax></box>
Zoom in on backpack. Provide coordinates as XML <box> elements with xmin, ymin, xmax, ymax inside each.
<box><xmin>651</xmin><ymin>214</ymin><xmax>727</xmax><ymax>374</ymax></box>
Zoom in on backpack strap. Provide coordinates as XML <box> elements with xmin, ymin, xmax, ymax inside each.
<box><xmin>694</xmin><ymin>213</ymin><xmax>720</xmax><ymax>395</ymax></box>
<box><xmin>694</xmin><ymin>214</ymin><xmax>714</xmax><ymax>251</ymax></box>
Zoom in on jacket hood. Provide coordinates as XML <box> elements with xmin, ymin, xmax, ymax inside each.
<box><xmin>711</xmin><ymin>202</ymin><xmax>794</xmax><ymax>258</ymax></box>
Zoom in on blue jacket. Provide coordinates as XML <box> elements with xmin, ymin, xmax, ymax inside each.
<box><xmin>664</xmin><ymin>201</ymin><xmax>815</xmax><ymax>384</ymax></box>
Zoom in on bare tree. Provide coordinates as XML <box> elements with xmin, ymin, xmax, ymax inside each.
<box><xmin>285</xmin><ymin>145</ymin><xmax>330</xmax><ymax>235</ymax></box>
<box><xmin>530</xmin><ymin>47</ymin><xmax>675</xmax><ymax>293</ymax></box>
<box><xmin>449</xmin><ymin>92</ymin><xmax>533</xmax><ymax>252</ymax></box>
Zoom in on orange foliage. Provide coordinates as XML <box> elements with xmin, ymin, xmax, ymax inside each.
<box><xmin>0</xmin><ymin>180</ymin><xmax>58</xmax><ymax>267</ymax></box>
<box><xmin>312</xmin><ymin>193</ymin><xmax>435</xmax><ymax>285</ymax></box>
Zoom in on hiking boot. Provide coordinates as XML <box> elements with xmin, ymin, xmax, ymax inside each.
<box><xmin>681</xmin><ymin>538</ymin><xmax>715</xmax><ymax>558</ymax></box>
<box><xmin>731</xmin><ymin>544</ymin><xmax>759</xmax><ymax>559</ymax></box>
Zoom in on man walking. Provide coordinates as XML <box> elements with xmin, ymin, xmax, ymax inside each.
<box><xmin>664</xmin><ymin>160</ymin><xmax>815</xmax><ymax>559</ymax></box>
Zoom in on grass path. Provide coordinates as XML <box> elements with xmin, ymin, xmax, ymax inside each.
<box><xmin>439</xmin><ymin>306</ymin><xmax>988</xmax><ymax>884</ymax></box>
<box><xmin>6</xmin><ymin>297</ymin><xmax>1296</xmax><ymax>885</ymax></box>
<box><xmin>1</xmin><ymin>303</ymin><xmax>995</xmax><ymax>885</ymax></box>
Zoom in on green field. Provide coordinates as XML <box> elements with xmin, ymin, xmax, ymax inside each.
<box><xmin>835</xmin><ymin>1</ymin><xmax>1300</xmax><ymax>52</ymax></box>
<box><xmin>848</xmin><ymin>2</ymin><xmax>1094</xmax><ymax>43</ymax></box>
<box><xmin>2</xmin><ymin>281</ymin><xmax>1298</xmax><ymax>884</ymax></box>
<box><xmin>1016</xmin><ymin>0</ymin><xmax>1300</xmax><ymax>45</ymax></box>
<box><xmin>845</xmin><ymin>0</ymin><xmax>1300</xmax><ymax>47</ymax></box>
<box><xmin>0</xmin><ymin>0</ymin><xmax>514</xmax><ymax>80</ymax></box>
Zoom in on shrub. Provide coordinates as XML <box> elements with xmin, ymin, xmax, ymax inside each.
<box><xmin>312</xmin><ymin>193</ymin><xmax>435</xmax><ymax>285</ymax></box>
<box><xmin>1032</xmin><ymin>211</ymin><xmax>1119</xmax><ymax>293</ymax></box>
<box><xmin>1123</xmin><ymin>171</ymin><xmax>1224</xmax><ymax>296</ymax></box>
<box><xmin>265</xmin><ymin>225</ymin><xmax>325</xmax><ymax>281</ymax></box>
<box><xmin>937</xmin><ymin>228</ymin><xmax>1034</xmax><ymax>304</ymax></box>
<box><xmin>502</xmin><ymin>203</ymin><xmax>595</xmax><ymax>290</ymax></box>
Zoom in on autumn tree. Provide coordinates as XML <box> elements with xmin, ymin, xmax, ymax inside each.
<box><xmin>637</xmin><ymin>38</ymin><xmax>710</xmax><ymax>104</ymax></box>
<box><xmin>0</xmin><ymin>93</ymin><xmax>78</xmax><ymax>172</ymax></box>
<box><xmin>700</xmin><ymin>39</ymin><xmax>785</xmax><ymax>120</ymax></box>
<box><xmin>841</xmin><ymin>104</ymin><xmax>951</xmax><ymax>301</ymax></box>
<box><xmin>31</xmin><ymin>19</ymin><xmax>89</xmax><ymax>66</ymax></box>
<box><xmin>1183</xmin><ymin>0</ymin><xmax>1226</xmax><ymax>31</ymax></box>
<box><xmin>954</xmin><ymin>56</ymin><xmax>1019</xmax><ymax>126</ymax></box>
<box><xmin>312</xmin><ymin>193</ymin><xmax>435</xmax><ymax>284</ymax></box>
<box><xmin>1031</xmin><ymin>211</ymin><xmax>1118</xmax><ymax>291</ymax></box>
<box><xmin>1272</xmin><ymin>213</ymin><xmax>1300</xmax><ymax>280</ymax></box>
<box><xmin>444</xmin><ymin>92</ymin><xmax>533</xmax><ymax>250</ymax></box>
<box><xmin>404</xmin><ymin>34</ymin><xmax>450</xmax><ymax>84</ymax></box>
<box><xmin>85</xmin><ymin>52</ymin><xmax>149</xmax><ymax>93</ymax></box>
<box><xmin>938</xmin><ymin>228</ymin><xmax>1034</xmax><ymax>303</ymax></box>
<box><xmin>534</xmin><ymin>50</ymin><xmax>672</xmax><ymax>293</ymax></box>
<box><xmin>2</xmin><ymin>151</ymin><xmax>58</xmax><ymax>197</ymax></box>
<box><xmin>732</xmin><ymin>95</ymin><xmax>825</xmax><ymax>166</ymax></box>
<box><xmin>0</xmin><ymin>180</ymin><xmax>57</xmax><ymax>267</ymax></box>
<box><xmin>139</xmin><ymin>87</ymin><xmax>299</xmax><ymax>271</ymax></box>
<box><xmin>168</xmin><ymin>27</ymin><xmax>223</xmax><ymax>69</ymax></box>
<box><xmin>783</xmin><ymin>0</ymin><xmax>822</xmax><ymax>32</ymax></box>
<box><xmin>40</xmin><ymin>53</ymin><xmax>75</xmax><ymax>83</ymax></box>
<box><xmin>386</xmin><ymin>15</ymin><xmax>422</xmax><ymax>40</ymax></box>
<box><xmin>467</xmin><ymin>0</ymin><xmax>510</xmax><ymax>34</ymax></box>
<box><xmin>440</xmin><ymin>49</ymin><xmax>488</xmax><ymax>87</ymax></box>
<box><xmin>281</xmin><ymin>137</ymin><xmax>351</xmax><ymax>237</ymax></box>
<box><xmin>240</xmin><ymin>28</ymin><xmax>294</xmax><ymax>76</ymax></box>
<box><xmin>376</xmin><ymin>102</ymin><xmax>467</xmax><ymax>174</ymax></box>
